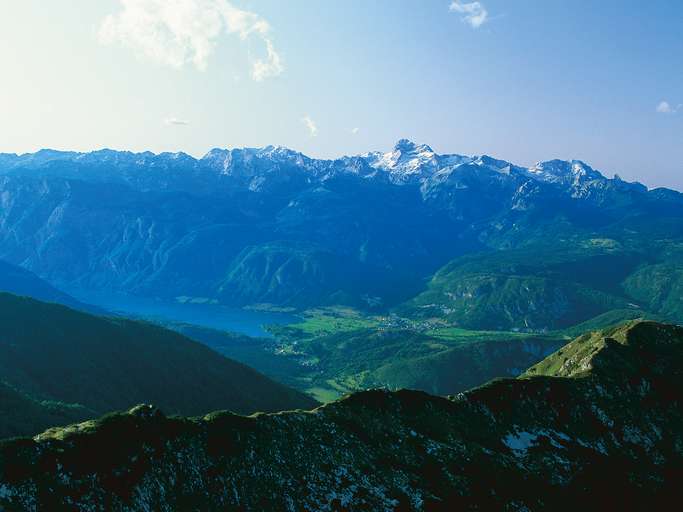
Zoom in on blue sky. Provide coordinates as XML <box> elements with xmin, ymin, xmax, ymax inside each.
<box><xmin>1</xmin><ymin>0</ymin><xmax>682</xmax><ymax>189</ymax></box>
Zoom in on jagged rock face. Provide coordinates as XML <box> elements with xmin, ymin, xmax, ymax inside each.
<box><xmin>0</xmin><ymin>142</ymin><xmax>680</xmax><ymax>312</ymax></box>
<box><xmin>1</xmin><ymin>321</ymin><xmax>681</xmax><ymax>510</ymax></box>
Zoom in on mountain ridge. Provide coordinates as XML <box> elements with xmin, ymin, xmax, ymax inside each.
<box><xmin>0</xmin><ymin>292</ymin><xmax>317</xmax><ymax>438</ymax></box>
<box><xmin>0</xmin><ymin>259</ymin><xmax>97</xmax><ymax>313</ymax></box>
<box><xmin>0</xmin><ymin>140</ymin><xmax>656</xmax><ymax>192</ymax></box>
<box><xmin>0</xmin><ymin>320</ymin><xmax>680</xmax><ymax>510</ymax></box>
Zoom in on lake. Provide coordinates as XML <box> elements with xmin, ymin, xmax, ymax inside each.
<box><xmin>67</xmin><ymin>289</ymin><xmax>299</xmax><ymax>337</ymax></box>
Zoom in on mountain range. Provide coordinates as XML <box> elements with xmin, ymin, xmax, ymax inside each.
<box><xmin>0</xmin><ymin>140</ymin><xmax>682</xmax><ymax>510</ymax></box>
<box><xmin>1</xmin><ymin>140</ymin><xmax>681</xmax><ymax>331</ymax></box>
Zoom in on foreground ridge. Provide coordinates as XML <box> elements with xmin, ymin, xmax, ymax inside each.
<box><xmin>1</xmin><ymin>321</ymin><xmax>682</xmax><ymax>510</ymax></box>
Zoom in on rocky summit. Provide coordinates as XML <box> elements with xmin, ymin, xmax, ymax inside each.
<box><xmin>1</xmin><ymin>320</ymin><xmax>681</xmax><ymax>511</ymax></box>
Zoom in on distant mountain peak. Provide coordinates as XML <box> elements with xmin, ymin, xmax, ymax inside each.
<box><xmin>0</xmin><ymin>143</ymin><xmax>657</xmax><ymax>195</ymax></box>
<box><xmin>393</xmin><ymin>138</ymin><xmax>414</xmax><ymax>150</ymax></box>
<box><xmin>257</xmin><ymin>145</ymin><xmax>309</xmax><ymax>163</ymax></box>
<box><xmin>392</xmin><ymin>139</ymin><xmax>435</xmax><ymax>156</ymax></box>
<box><xmin>528</xmin><ymin>159</ymin><xmax>605</xmax><ymax>185</ymax></box>
<box><xmin>202</xmin><ymin>148</ymin><xmax>228</xmax><ymax>160</ymax></box>
<box><xmin>362</xmin><ymin>139</ymin><xmax>440</xmax><ymax>182</ymax></box>
<box><xmin>472</xmin><ymin>155</ymin><xmax>516</xmax><ymax>172</ymax></box>
<box><xmin>201</xmin><ymin>148</ymin><xmax>232</xmax><ymax>173</ymax></box>
<box><xmin>393</xmin><ymin>138</ymin><xmax>433</xmax><ymax>153</ymax></box>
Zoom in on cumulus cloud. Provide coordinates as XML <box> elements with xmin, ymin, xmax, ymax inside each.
<box><xmin>99</xmin><ymin>0</ymin><xmax>283</xmax><ymax>80</ymax></box>
<box><xmin>656</xmin><ymin>101</ymin><xmax>673</xmax><ymax>113</ymax></box>
<box><xmin>165</xmin><ymin>117</ymin><xmax>190</xmax><ymax>126</ymax></box>
<box><xmin>656</xmin><ymin>101</ymin><xmax>681</xmax><ymax>114</ymax></box>
<box><xmin>301</xmin><ymin>115</ymin><xmax>318</xmax><ymax>137</ymax></box>
<box><xmin>351</xmin><ymin>127</ymin><xmax>360</xmax><ymax>135</ymax></box>
<box><xmin>449</xmin><ymin>1</ymin><xmax>488</xmax><ymax>28</ymax></box>
<box><xmin>252</xmin><ymin>39</ymin><xmax>283</xmax><ymax>81</ymax></box>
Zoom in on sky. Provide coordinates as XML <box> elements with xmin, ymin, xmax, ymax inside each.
<box><xmin>1</xmin><ymin>0</ymin><xmax>682</xmax><ymax>189</ymax></box>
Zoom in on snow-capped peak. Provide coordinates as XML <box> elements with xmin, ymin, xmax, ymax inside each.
<box><xmin>471</xmin><ymin>155</ymin><xmax>519</xmax><ymax>174</ymax></box>
<box><xmin>528</xmin><ymin>159</ymin><xmax>604</xmax><ymax>184</ymax></box>
<box><xmin>257</xmin><ymin>145</ymin><xmax>310</xmax><ymax>166</ymax></box>
<box><xmin>363</xmin><ymin>139</ymin><xmax>441</xmax><ymax>182</ymax></box>
<box><xmin>201</xmin><ymin>148</ymin><xmax>233</xmax><ymax>173</ymax></box>
<box><xmin>0</xmin><ymin>143</ymin><xmax>640</xmax><ymax>196</ymax></box>
<box><xmin>393</xmin><ymin>138</ymin><xmax>432</xmax><ymax>153</ymax></box>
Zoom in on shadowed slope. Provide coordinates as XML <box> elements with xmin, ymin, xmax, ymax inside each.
<box><xmin>0</xmin><ymin>321</ymin><xmax>681</xmax><ymax>510</ymax></box>
<box><xmin>0</xmin><ymin>293</ymin><xmax>317</xmax><ymax>438</ymax></box>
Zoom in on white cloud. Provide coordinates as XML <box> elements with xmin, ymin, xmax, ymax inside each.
<box><xmin>301</xmin><ymin>115</ymin><xmax>318</xmax><ymax>137</ymax></box>
<box><xmin>449</xmin><ymin>1</ymin><xmax>489</xmax><ymax>28</ymax></box>
<box><xmin>99</xmin><ymin>0</ymin><xmax>283</xmax><ymax>80</ymax></box>
<box><xmin>251</xmin><ymin>39</ymin><xmax>283</xmax><ymax>81</ymax></box>
<box><xmin>656</xmin><ymin>101</ymin><xmax>673</xmax><ymax>113</ymax></box>
<box><xmin>351</xmin><ymin>127</ymin><xmax>360</xmax><ymax>135</ymax></box>
<box><xmin>165</xmin><ymin>117</ymin><xmax>190</xmax><ymax>126</ymax></box>
<box><xmin>656</xmin><ymin>101</ymin><xmax>681</xmax><ymax>114</ymax></box>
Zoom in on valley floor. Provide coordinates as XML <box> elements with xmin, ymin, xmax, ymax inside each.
<box><xmin>177</xmin><ymin>306</ymin><xmax>569</xmax><ymax>401</ymax></box>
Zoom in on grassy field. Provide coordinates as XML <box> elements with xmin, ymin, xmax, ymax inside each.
<box><xmin>262</xmin><ymin>308</ymin><xmax>566</xmax><ymax>402</ymax></box>
<box><xmin>267</xmin><ymin>307</ymin><xmax>380</xmax><ymax>338</ymax></box>
<box><xmin>182</xmin><ymin>305</ymin><xmax>667</xmax><ymax>404</ymax></box>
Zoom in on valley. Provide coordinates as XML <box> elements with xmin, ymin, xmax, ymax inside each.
<box><xmin>172</xmin><ymin>307</ymin><xmax>564</xmax><ymax>403</ymax></box>
<box><xmin>82</xmin><ymin>286</ymin><xmax>653</xmax><ymax>406</ymax></box>
<box><xmin>3</xmin><ymin>4</ymin><xmax>682</xmax><ymax>508</ymax></box>
<box><xmin>57</xmin><ymin>281</ymin><xmax>573</xmax><ymax>404</ymax></box>
<box><xmin>0</xmin><ymin>142</ymin><xmax>681</xmax><ymax>509</ymax></box>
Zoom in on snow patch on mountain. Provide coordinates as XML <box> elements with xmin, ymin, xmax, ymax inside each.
<box><xmin>363</xmin><ymin>139</ymin><xmax>445</xmax><ymax>183</ymax></box>
<box><xmin>0</xmin><ymin>139</ymin><xmax>654</xmax><ymax>195</ymax></box>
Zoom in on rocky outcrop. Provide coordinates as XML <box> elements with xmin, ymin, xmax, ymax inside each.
<box><xmin>1</xmin><ymin>321</ymin><xmax>681</xmax><ymax>510</ymax></box>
